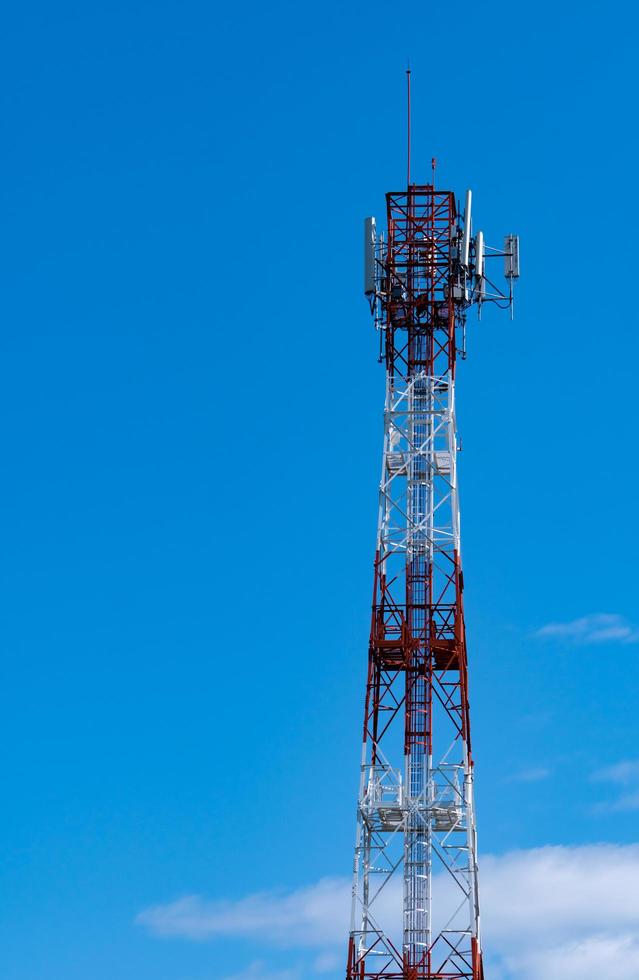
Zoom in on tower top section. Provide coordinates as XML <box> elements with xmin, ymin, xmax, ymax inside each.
<box><xmin>364</xmin><ymin>182</ymin><xmax>519</xmax><ymax>368</ymax></box>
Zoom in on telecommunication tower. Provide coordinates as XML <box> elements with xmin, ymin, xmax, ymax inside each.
<box><xmin>345</xmin><ymin>82</ymin><xmax>519</xmax><ymax>980</ymax></box>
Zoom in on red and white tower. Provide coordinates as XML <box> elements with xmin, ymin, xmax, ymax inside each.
<box><xmin>345</xmin><ymin>139</ymin><xmax>519</xmax><ymax>978</ymax></box>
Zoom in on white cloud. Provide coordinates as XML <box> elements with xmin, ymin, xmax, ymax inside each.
<box><xmin>535</xmin><ymin>613</ymin><xmax>639</xmax><ymax>644</ymax></box>
<box><xmin>137</xmin><ymin>877</ymin><xmax>350</xmax><ymax>947</ymax></box>
<box><xmin>500</xmin><ymin>933</ymin><xmax>639</xmax><ymax>980</ymax></box>
<box><xmin>138</xmin><ymin>843</ymin><xmax>639</xmax><ymax>980</ymax></box>
<box><xmin>481</xmin><ymin>845</ymin><xmax>639</xmax><ymax>941</ymax></box>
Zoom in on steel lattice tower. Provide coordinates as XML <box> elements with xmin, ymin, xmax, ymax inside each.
<box><xmin>345</xmin><ymin>164</ymin><xmax>518</xmax><ymax>980</ymax></box>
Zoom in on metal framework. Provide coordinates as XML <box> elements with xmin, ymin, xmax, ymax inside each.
<box><xmin>346</xmin><ymin>180</ymin><xmax>518</xmax><ymax>980</ymax></box>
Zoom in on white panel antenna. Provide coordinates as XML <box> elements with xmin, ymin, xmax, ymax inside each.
<box><xmin>461</xmin><ymin>190</ymin><xmax>472</xmax><ymax>267</ymax></box>
<box><xmin>504</xmin><ymin>234</ymin><xmax>520</xmax><ymax>279</ymax></box>
<box><xmin>475</xmin><ymin>231</ymin><xmax>484</xmax><ymax>278</ymax></box>
<box><xmin>475</xmin><ymin>230</ymin><xmax>485</xmax><ymax>299</ymax></box>
<box><xmin>364</xmin><ymin>217</ymin><xmax>377</xmax><ymax>295</ymax></box>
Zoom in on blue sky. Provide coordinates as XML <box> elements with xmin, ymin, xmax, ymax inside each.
<box><xmin>0</xmin><ymin>1</ymin><xmax>638</xmax><ymax>978</ymax></box>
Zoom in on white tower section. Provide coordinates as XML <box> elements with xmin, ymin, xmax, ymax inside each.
<box><xmin>349</xmin><ymin>370</ymin><xmax>481</xmax><ymax>974</ymax></box>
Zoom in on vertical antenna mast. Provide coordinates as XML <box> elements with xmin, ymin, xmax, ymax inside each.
<box><xmin>406</xmin><ymin>66</ymin><xmax>411</xmax><ymax>187</ymax></box>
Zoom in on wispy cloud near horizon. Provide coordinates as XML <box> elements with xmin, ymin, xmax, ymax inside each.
<box><xmin>535</xmin><ymin>613</ymin><xmax>639</xmax><ymax>645</ymax></box>
<box><xmin>137</xmin><ymin>877</ymin><xmax>350</xmax><ymax>947</ymax></box>
<box><xmin>511</xmin><ymin>766</ymin><xmax>551</xmax><ymax>783</ymax></box>
<box><xmin>138</xmin><ymin>843</ymin><xmax>639</xmax><ymax>980</ymax></box>
<box><xmin>592</xmin><ymin>759</ymin><xmax>639</xmax><ymax>812</ymax></box>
